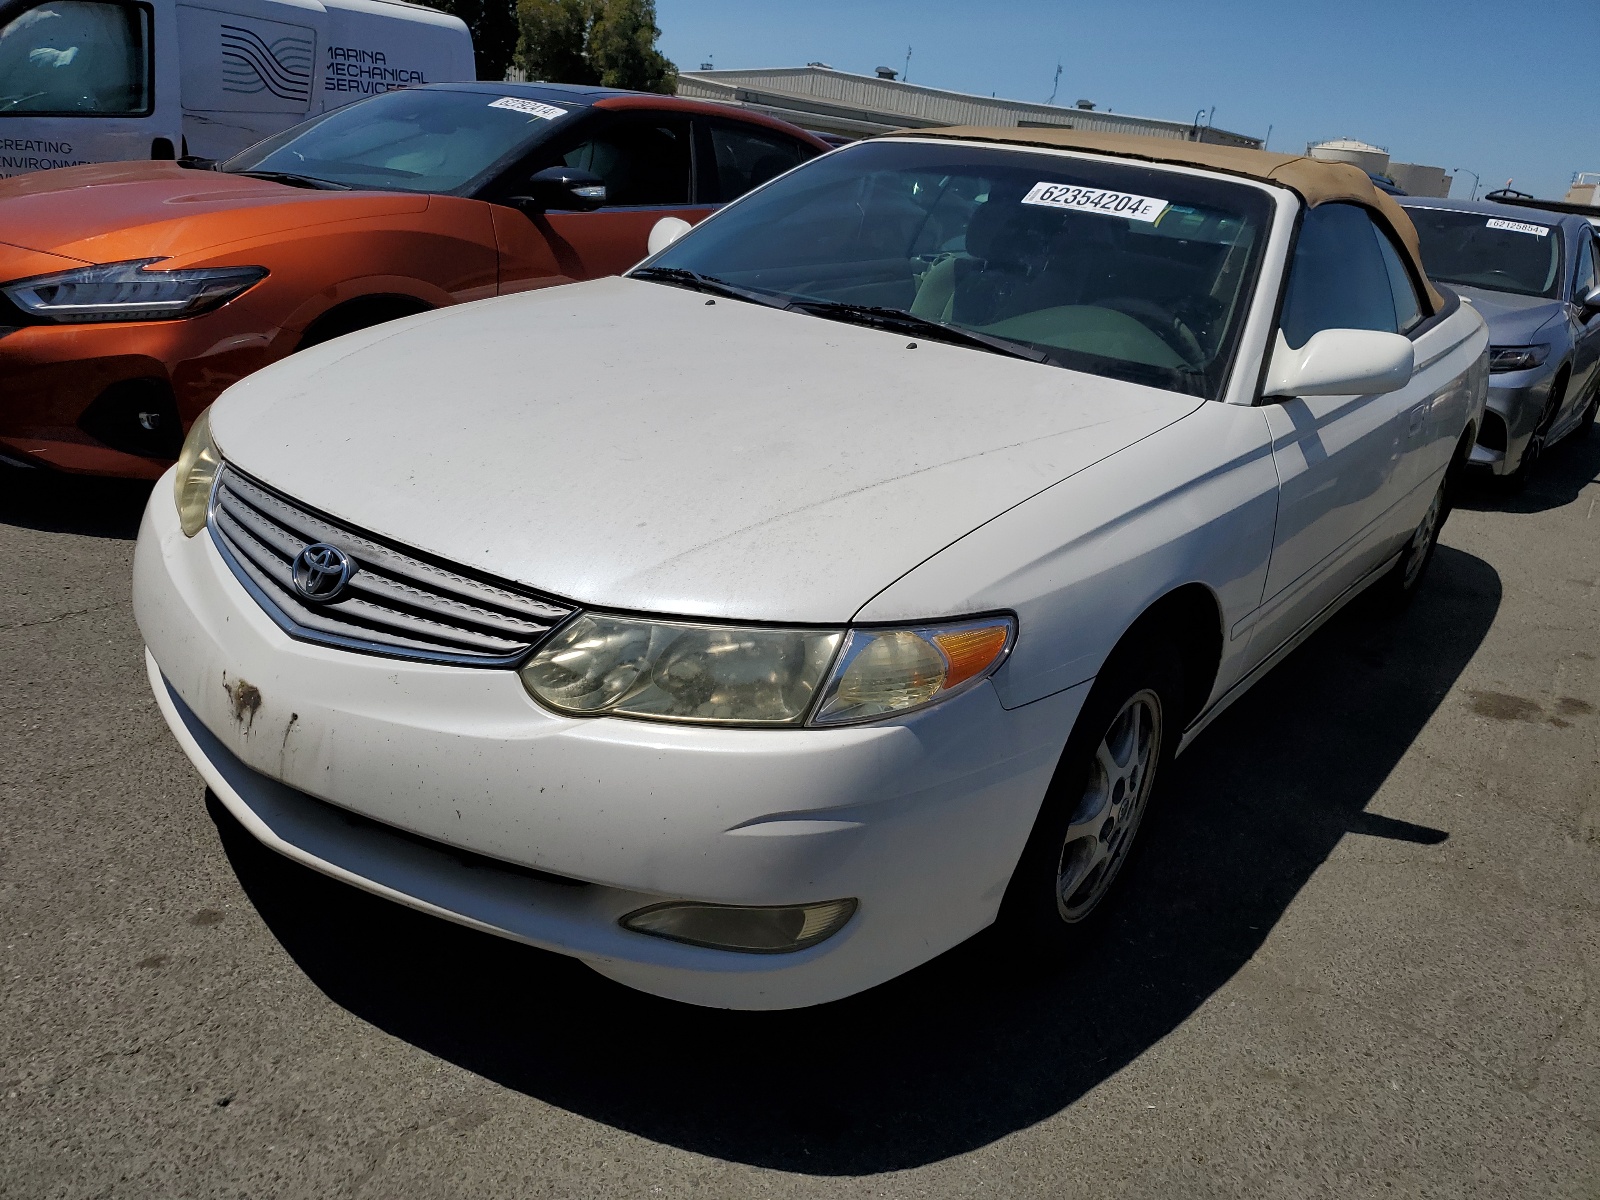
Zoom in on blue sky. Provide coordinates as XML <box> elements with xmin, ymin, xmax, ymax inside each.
<box><xmin>658</xmin><ymin>0</ymin><xmax>1597</xmax><ymax>201</ymax></box>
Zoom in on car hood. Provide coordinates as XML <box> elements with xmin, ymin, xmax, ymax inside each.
<box><xmin>211</xmin><ymin>276</ymin><xmax>1202</xmax><ymax>623</ymax></box>
<box><xmin>0</xmin><ymin>240</ymin><xmax>88</xmax><ymax>285</ymax></box>
<box><xmin>1453</xmin><ymin>284</ymin><xmax>1565</xmax><ymax>346</ymax></box>
<box><xmin>0</xmin><ymin>162</ymin><xmax>427</xmax><ymax>267</ymax></box>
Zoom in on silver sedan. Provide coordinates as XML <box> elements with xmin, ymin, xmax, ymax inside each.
<box><xmin>1402</xmin><ymin>197</ymin><xmax>1600</xmax><ymax>487</ymax></box>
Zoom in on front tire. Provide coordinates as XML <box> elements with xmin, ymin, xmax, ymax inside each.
<box><xmin>1379</xmin><ymin>473</ymin><xmax>1447</xmax><ymax>606</ymax></box>
<box><xmin>997</xmin><ymin>638</ymin><xmax>1184</xmax><ymax>958</ymax></box>
<box><xmin>1503</xmin><ymin>373</ymin><xmax>1565</xmax><ymax>492</ymax></box>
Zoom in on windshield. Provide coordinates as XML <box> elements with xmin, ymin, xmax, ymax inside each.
<box><xmin>221</xmin><ymin>88</ymin><xmax>574</xmax><ymax>192</ymax></box>
<box><xmin>1405</xmin><ymin>207</ymin><xmax>1562</xmax><ymax>299</ymax></box>
<box><xmin>639</xmin><ymin>140</ymin><xmax>1274</xmax><ymax>399</ymax></box>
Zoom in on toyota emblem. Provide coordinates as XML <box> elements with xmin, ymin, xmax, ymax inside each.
<box><xmin>291</xmin><ymin>542</ymin><xmax>353</xmax><ymax>603</ymax></box>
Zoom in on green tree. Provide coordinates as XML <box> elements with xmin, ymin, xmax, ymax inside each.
<box><xmin>589</xmin><ymin>0</ymin><xmax>676</xmax><ymax>92</ymax></box>
<box><xmin>516</xmin><ymin>0</ymin><xmax>600</xmax><ymax>85</ymax></box>
<box><xmin>427</xmin><ymin>0</ymin><xmax>521</xmax><ymax>83</ymax></box>
<box><xmin>514</xmin><ymin>0</ymin><xmax>676</xmax><ymax>93</ymax></box>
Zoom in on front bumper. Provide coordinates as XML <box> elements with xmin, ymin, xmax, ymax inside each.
<box><xmin>0</xmin><ymin>307</ymin><xmax>287</xmax><ymax>477</ymax></box>
<box><xmin>133</xmin><ymin>477</ymin><xmax>1082</xmax><ymax>1008</ymax></box>
<box><xmin>1469</xmin><ymin>367</ymin><xmax>1560</xmax><ymax>475</ymax></box>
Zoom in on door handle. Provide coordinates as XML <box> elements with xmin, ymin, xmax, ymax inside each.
<box><xmin>1408</xmin><ymin>403</ymin><xmax>1428</xmax><ymax>437</ymax></box>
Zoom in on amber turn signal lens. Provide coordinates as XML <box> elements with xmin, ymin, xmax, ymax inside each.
<box><xmin>811</xmin><ymin>616</ymin><xmax>1015</xmax><ymax>725</ymax></box>
<box><xmin>931</xmin><ymin>624</ymin><xmax>1012</xmax><ymax>689</ymax></box>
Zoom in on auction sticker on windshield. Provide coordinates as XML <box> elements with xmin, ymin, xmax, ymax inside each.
<box><xmin>1022</xmin><ymin>182</ymin><xmax>1169</xmax><ymax>223</ymax></box>
<box><xmin>1485</xmin><ymin>218</ymin><xmax>1550</xmax><ymax>237</ymax></box>
<box><xmin>488</xmin><ymin>97</ymin><xmax>567</xmax><ymax>120</ymax></box>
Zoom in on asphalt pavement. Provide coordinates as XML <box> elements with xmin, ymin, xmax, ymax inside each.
<box><xmin>2</xmin><ymin>433</ymin><xmax>1597</xmax><ymax>1199</ymax></box>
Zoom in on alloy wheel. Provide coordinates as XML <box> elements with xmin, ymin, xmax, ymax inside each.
<box><xmin>1521</xmin><ymin>430</ymin><xmax>1546</xmax><ymax>477</ymax></box>
<box><xmin>1401</xmin><ymin>482</ymin><xmax>1445</xmax><ymax>591</ymax></box>
<box><xmin>1056</xmin><ymin>689</ymin><xmax>1163</xmax><ymax>923</ymax></box>
<box><xmin>1511</xmin><ymin>383</ymin><xmax>1564</xmax><ymax>487</ymax></box>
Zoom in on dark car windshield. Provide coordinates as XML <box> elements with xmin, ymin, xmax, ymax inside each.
<box><xmin>637</xmin><ymin>139</ymin><xmax>1274</xmax><ymax>400</ymax></box>
<box><xmin>1405</xmin><ymin>207</ymin><xmax>1562</xmax><ymax>298</ymax></box>
<box><xmin>221</xmin><ymin>88</ymin><xmax>574</xmax><ymax>192</ymax></box>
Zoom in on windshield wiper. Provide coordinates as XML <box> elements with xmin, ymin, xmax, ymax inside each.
<box><xmin>234</xmin><ymin>170</ymin><xmax>350</xmax><ymax>191</ymax></box>
<box><xmin>629</xmin><ymin>266</ymin><xmax>790</xmax><ymax>308</ymax></box>
<box><xmin>786</xmin><ymin>300</ymin><xmax>1054</xmax><ymax>364</ymax></box>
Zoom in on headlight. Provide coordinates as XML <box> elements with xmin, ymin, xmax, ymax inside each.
<box><xmin>2</xmin><ymin>258</ymin><xmax>267</xmax><ymax>323</ymax></box>
<box><xmin>519</xmin><ymin>613</ymin><xmax>842</xmax><ymax>724</ymax></box>
<box><xmin>1488</xmin><ymin>344</ymin><xmax>1550</xmax><ymax>373</ymax></box>
<box><xmin>173</xmin><ymin>409</ymin><xmax>221</xmax><ymax>536</ymax></box>
<box><xmin>518</xmin><ymin>611</ymin><xmax>1014</xmax><ymax>726</ymax></box>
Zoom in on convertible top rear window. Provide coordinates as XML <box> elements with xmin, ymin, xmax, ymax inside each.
<box><xmin>641</xmin><ymin>139</ymin><xmax>1276</xmax><ymax>400</ymax></box>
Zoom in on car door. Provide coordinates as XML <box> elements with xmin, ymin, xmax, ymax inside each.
<box><xmin>1561</xmin><ymin>227</ymin><xmax>1600</xmax><ymax>429</ymax></box>
<box><xmin>490</xmin><ymin>110</ymin><xmax>712</xmax><ymax>292</ymax></box>
<box><xmin>1248</xmin><ymin>202</ymin><xmax>1427</xmax><ymax>662</ymax></box>
<box><xmin>1375</xmin><ymin>218</ymin><xmax>1469</xmax><ymax>509</ymax></box>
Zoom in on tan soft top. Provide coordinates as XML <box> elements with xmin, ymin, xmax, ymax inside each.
<box><xmin>882</xmin><ymin>125</ymin><xmax>1445</xmax><ymax>312</ymax></box>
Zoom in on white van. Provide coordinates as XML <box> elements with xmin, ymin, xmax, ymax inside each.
<box><xmin>0</xmin><ymin>0</ymin><xmax>473</xmax><ymax>176</ymax></box>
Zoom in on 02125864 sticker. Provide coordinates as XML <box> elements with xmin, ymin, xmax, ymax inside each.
<box><xmin>1021</xmin><ymin>182</ymin><xmax>1169</xmax><ymax>223</ymax></box>
<box><xmin>487</xmin><ymin>96</ymin><xmax>568</xmax><ymax>120</ymax></box>
<box><xmin>1485</xmin><ymin>218</ymin><xmax>1550</xmax><ymax>237</ymax></box>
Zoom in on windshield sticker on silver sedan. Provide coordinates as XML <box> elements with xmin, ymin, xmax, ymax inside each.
<box><xmin>1021</xmin><ymin>182</ymin><xmax>1169</xmax><ymax>223</ymax></box>
<box><xmin>487</xmin><ymin>97</ymin><xmax>567</xmax><ymax>120</ymax></box>
<box><xmin>1485</xmin><ymin>218</ymin><xmax>1550</xmax><ymax>237</ymax></box>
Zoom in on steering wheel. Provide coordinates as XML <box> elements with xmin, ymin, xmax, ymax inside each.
<box><xmin>1099</xmin><ymin>297</ymin><xmax>1207</xmax><ymax>368</ymax></box>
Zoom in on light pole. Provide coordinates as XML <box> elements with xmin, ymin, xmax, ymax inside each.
<box><xmin>1453</xmin><ymin>168</ymin><xmax>1480</xmax><ymax>201</ymax></box>
<box><xmin>1192</xmin><ymin>107</ymin><xmax>1206</xmax><ymax>142</ymax></box>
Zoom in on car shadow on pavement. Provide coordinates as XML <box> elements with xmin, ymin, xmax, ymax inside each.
<box><xmin>1454</xmin><ymin>425</ymin><xmax>1599</xmax><ymax>516</ymax></box>
<box><xmin>212</xmin><ymin>543</ymin><xmax>1501</xmax><ymax>1175</ymax></box>
<box><xmin>0</xmin><ymin>466</ymin><xmax>153</xmax><ymax>539</ymax></box>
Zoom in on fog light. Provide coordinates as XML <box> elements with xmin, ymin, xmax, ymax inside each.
<box><xmin>621</xmin><ymin>898</ymin><xmax>857</xmax><ymax>953</ymax></box>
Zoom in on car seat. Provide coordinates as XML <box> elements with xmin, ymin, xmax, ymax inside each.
<box><xmin>911</xmin><ymin>196</ymin><xmax>1094</xmax><ymax>325</ymax></box>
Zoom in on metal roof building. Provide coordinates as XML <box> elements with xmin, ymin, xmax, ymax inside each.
<box><xmin>676</xmin><ymin>66</ymin><xmax>1262</xmax><ymax>148</ymax></box>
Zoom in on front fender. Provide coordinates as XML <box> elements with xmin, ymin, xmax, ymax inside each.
<box><xmin>855</xmin><ymin>400</ymin><xmax>1280</xmax><ymax>712</ymax></box>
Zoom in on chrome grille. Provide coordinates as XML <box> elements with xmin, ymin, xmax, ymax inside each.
<box><xmin>207</xmin><ymin>465</ymin><xmax>574</xmax><ymax>667</ymax></box>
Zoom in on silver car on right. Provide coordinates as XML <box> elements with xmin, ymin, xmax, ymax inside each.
<box><xmin>1401</xmin><ymin>197</ymin><xmax>1600</xmax><ymax>486</ymax></box>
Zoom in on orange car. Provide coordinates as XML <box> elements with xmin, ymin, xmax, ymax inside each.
<box><xmin>0</xmin><ymin>83</ymin><xmax>826</xmax><ymax>477</ymax></box>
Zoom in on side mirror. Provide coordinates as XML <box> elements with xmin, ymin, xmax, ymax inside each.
<box><xmin>1579</xmin><ymin>283</ymin><xmax>1600</xmax><ymax>317</ymax></box>
<box><xmin>647</xmin><ymin>216</ymin><xmax>692</xmax><ymax>257</ymax></box>
<box><xmin>1264</xmin><ymin>329</ymin><xmax>1415</xmax><ymax>400</ymax></box>
<box><xmin>511</xmin><ymin>166</ymin><xmax>607</xmax><ymax>214</ymax></box>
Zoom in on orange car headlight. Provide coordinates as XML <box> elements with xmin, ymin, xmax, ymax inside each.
<box><xmin>2</xmin><ymin>258</ymin><xmax>267</xmax><ymax>323</ymax></box>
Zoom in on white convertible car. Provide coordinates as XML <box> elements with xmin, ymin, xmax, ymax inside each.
<box><xmin>134</xmin><ymin>128</ymin><xmax>1487</xmax><ymax>1009</ymax></box>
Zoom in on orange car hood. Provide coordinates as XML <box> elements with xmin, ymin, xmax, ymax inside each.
<box><xmin>0</xmin><ymin>162</ymin><xmax>428</xmax><ymax>266</ymax></box>
<box><xmin>0</xmin><ymin>240</ymin><xmax>89</xmax><ymax>282</ymax></box>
